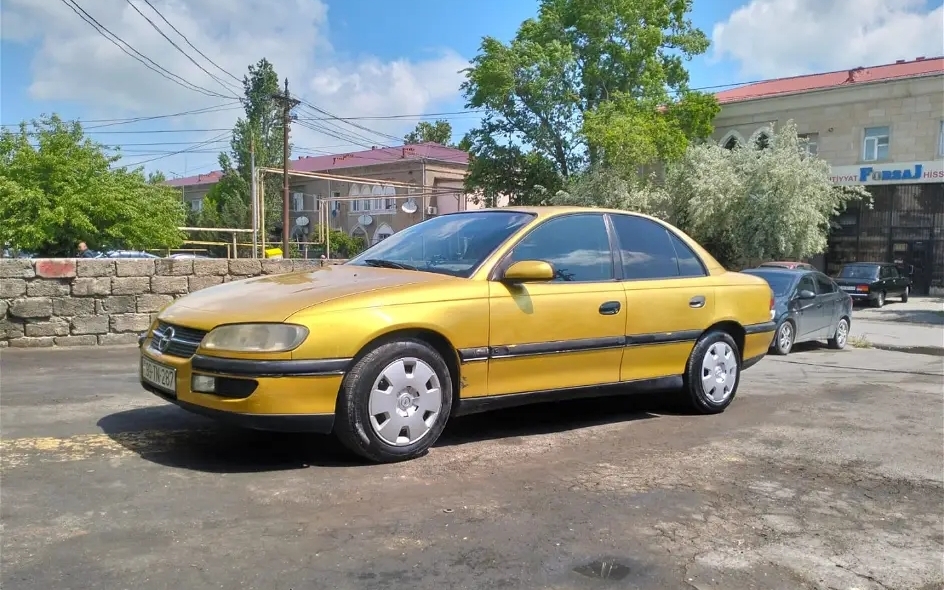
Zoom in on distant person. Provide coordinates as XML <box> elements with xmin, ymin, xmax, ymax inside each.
<box><xmin>77</xmin><ymin>242</ymin><xmax>98</xmax><ymax>258</ymax></box>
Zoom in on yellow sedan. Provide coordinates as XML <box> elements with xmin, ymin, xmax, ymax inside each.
<box><xmin>139</xmin><ymin>207</ymin><xmax>776</xmax><ymax>463</ymax></box>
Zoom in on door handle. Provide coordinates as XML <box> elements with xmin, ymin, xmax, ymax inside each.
<box><xmin>689</xmin><ymin>295</ymin><xmax>706</xmax><ymax>308</ymax></box>
<box><xmin>599</xmin><ymin>301</ymin><xmax>621</xmax><ymax>315</ymax></box>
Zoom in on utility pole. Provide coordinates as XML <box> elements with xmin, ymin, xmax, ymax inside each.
<box><xmin>250</xmin><ymin>130</ymin><xmax>258</xmax><ymax>258</ymax></box>
<box><xmin>272</xmin><ymin>78</ymin><xmax>299</xmax><ymax>258</ymax></box>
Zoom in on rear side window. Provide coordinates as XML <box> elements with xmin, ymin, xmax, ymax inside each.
<box><xmin>609</xmin><ymin>214</ymin><xmax>705</xmax><ymax>280</ymax></box>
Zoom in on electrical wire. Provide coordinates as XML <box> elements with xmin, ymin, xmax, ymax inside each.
<box><xmin>59</xmin><ymin>0</ymin><xmax>233</xmax><ymax>100</ymax></box>
<box><xmin>118</xmin><ymin>131</ymin><xmax>231</xmax><ymax>166</ymax></box>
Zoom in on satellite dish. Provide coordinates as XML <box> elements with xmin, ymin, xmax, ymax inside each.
<box><xmin>358</xmin><ymin>214</ymin><xmax>373</xmax><ymax>226</ymax></box>
<box><xmin>401</xmin><ymin>198</ymin><xmax>418</xmax><ymax>214</ymax></box>
<box><xmin>295</xmin><ymin>216</ymin><xmax>309</xmax><ymax>227</ymax></box>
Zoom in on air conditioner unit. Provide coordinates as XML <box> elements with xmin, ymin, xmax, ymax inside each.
<box><xmin>426</xmin><ymin>206</ymin><xmax>438</xmax><ymax>216</ymax></box>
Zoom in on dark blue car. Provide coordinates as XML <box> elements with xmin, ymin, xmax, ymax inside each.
<box><xmin>741</xmin><ymin>267</ymin><xmax>853</xmax><ymax>355</ymax></box>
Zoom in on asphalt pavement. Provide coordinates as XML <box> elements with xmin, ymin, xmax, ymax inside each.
<box><xmin>1</xmin><ymin>343</ymin><xmax>942</xmax><ymax>590</ymax></box>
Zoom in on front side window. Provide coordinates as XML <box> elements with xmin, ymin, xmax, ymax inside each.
<box><xmin>797</xmin><ymin>275</ymin><xmax>816</xmax><ymax>295</ymax></box>
<box><xmin>505</xmin><ymin>214</ymin><xmax>613</xmax><ymax>282</ymax></box>
<box><xmin>610</xmin><ymin>214</ymin><xmax>705</xmax><ymax>280</ymax></box>
<box><xmin>814</xmin><ymin>273</ymin><xmax>835</xmax><ymax>293</ymax></box>
<box><xmin>346</xmin><ymin>211</ymin><xmax>534</xmax><ymax>278</ymax></box>
<box><xmin>863</xmin><ymin>126</ymin><xmax>890</xmax><ymax>161</ymax></box>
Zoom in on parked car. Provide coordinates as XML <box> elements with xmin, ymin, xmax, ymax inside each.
<box><xmin>759</xmin><ymin>261</ymin><xmax>816</xmax><ymax>271</ymax></box>
<box><xmin>742</xmin><ymin>267</ymin><xmax>853</xmax><ymax>355</ymax></box>
<box><xmin>139</xmin><ymin>207</ymin><xmax>777</xmax><ymax>463</ymax></box>
<box><xmin>97</xmin><ymin>250</ymin><xmax>160</xmax><ymax>259</ymax></box>
<box><xmin>833</xmin><ymin>262</ymin><xmax>911</xmax><ymax>307</ymax></box>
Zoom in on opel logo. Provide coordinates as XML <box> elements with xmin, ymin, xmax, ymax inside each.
<box><xmin>157</xmin><ymin>327</ymin><xmax>175</xmax><ymax>352</ymax></box>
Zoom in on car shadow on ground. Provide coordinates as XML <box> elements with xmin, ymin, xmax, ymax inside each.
<box><xmin>96</xmin><ymin>389</ymin><xmax>683</xmax><ymax>473</ymax></box>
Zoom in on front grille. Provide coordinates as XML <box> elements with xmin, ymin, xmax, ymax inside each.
<box><xmin>149</xmin><ymin>321</ymin><xmax>208</xmax><ymax>358</ymax></box>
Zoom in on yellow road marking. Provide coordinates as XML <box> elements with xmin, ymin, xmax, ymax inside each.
<box><xmin>0</xmin><ymin>430</ymin><xmax>207</xmax><ymax>470</ymax></box>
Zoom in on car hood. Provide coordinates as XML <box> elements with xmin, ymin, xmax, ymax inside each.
<box><xmin>158</xmin><ymin>264</ymin><xmax>450</xmax><ymax>330</ymax></box>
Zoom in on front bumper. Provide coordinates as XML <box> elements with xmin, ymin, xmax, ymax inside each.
<box><xmin>139</xmin><ymin>343</ymin><xmax>349</xmax><ymax>434</ymax></box>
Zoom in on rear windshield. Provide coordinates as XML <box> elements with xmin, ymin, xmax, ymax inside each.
<box><xmin>838</xmin><ymin>265</ymin><xmax>879</xmax><ymax>279</ymax></box>
<box><xmin>742</xmin><ymin>270</ymin><xmax>795</xmax><ymax>297</ymax></box>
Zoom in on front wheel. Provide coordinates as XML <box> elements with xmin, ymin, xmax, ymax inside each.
<box><xmin>771</xmin><ymin>320</ymin><xmax>794</xmax><ymax>355</ymax></box>
<box><xmin>683</xmin><ymin>330</ymin><xmax>741</xmax><ymax>415</ymax></box>
<box><xmin>334</xmin><ymin>339</ymin><xmax>453</xmax><ymax>463</ymax></box>
<box><xmin>828</xmin><ymin>317</ymin><xmax>849</xmax><ymax>349</ymax></box>
<box><xmin>902</xmin><ymin>286</ymin><xmax>910</xmax><ymax>302</ymax></box>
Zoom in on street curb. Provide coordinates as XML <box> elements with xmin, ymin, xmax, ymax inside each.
<box><xmin>869</xmin><ymin>343</ymin><xmax>944</xmax><ymax>357</ymax></box>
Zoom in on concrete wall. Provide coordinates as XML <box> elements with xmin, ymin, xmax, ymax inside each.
<box><xmin>0</xmin><ymin>258</ymin><xmax>347</xmax><ymax>348</ymax></box>
<box><xmin>712</xmin><ymin>74</ymin><xmax>944</xmax><ymax>165</ymax></box>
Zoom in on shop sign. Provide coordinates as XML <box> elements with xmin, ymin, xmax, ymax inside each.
<box><xmin>829</xmin><ymin>160</ymin><xmax>944</xmax><ymax>186</ymax></box>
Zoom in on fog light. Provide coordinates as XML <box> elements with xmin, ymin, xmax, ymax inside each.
<box><xmin>192</xmin><ymin>375</ymin><xmax>216</xmax><ymax>393</ymax></box>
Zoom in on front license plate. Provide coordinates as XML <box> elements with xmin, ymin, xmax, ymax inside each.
<box><xmin>141</xmin><ymin>357</ymin><xmax>176</xmax><ymax>394</ymax></box>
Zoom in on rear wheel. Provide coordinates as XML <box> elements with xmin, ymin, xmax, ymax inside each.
<box><xmin>334</xmin><ymin>339</ymin><xmax>453</xmax><ymax>463</ymax></box>
<box><xmin>771</xmin><ymin>320</ymin><xmax>794</xmax><ymax>355</ymax></box>
<box><xmin>683</xmin><ymin>330</ymin><xmax>741</xmax><ymax>414</ymax></box>
<box><xmin>828</xmin><ymin>317</ymin><xmax>849</xmax><ymax>350</ymax></box>
<box><xmin>901</xmin><ymin>286</ymin><xmax>910</xmax><ymax>302</ymax></box>
<box><xmin>872</xmin><ymin>291</ymin><xmax>886</xmax><ymax>308</ymax></box>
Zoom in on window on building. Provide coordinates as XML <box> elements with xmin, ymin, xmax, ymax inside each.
<box><xmin>754</xmin><ymin>132</ymin><xmax>770</xmax><ymax>150</ymax></box>
<box><xmin>291</xmin><ymin>192</ymin><xmax>304</xmax><ymax>211</ymax></box>
<box><xmin>190</xmin><ymin>198</ymin><xmax>203</xmax><ymax>213</ymax></box>
<box><xmin>351</xmin><ymin>199</ymin><xmax>361</xmax><ymax>212</ymax></box>
<box><xmin>939</xmin><ymin>120</ymin><xmax>944</xmax><ymax>156</ymax></box>
<box><xmin>863</xmin><ymin>126</ymin><xmax>890</xmax><ymax>161</ymax></box>
<box><xmin>331</xmin><ymin>192</ymin><xmax>341</xmax><ymax>212</ymax></box>
<box><xmin>799</xmin><ymin>133</ymin><xmax>819</xmax><ymax>157</ymax></box>
<box><xmin>723</xmin><ymin>136</ymin><xmax>739</xmax><ymax>150</ymax></box>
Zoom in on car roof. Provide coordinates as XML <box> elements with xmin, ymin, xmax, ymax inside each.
<box><xmin>462</xmin><ymin>205</ymin><xmax>665</xmax><ymax>223</ymax></box>
<box><xmin>841</xmin><ymin>261</ymin><xmax>886</xmax><ymax>266</ymax></box>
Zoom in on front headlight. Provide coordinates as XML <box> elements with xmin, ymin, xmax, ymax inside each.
<box><xmin>202</xmin><ymin>323</ymin><xmax>309</xmax><ymax>353</ymax></box>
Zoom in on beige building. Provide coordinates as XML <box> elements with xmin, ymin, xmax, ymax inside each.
<box><xmin>166</xmin><ymin>142</ymin><xmax>484</xmax><ymax>252</ymax></box>
<box><xmin>711</xmin><ymin>56</ymin><xmax>944</xmax><ymax>294</ymax></box>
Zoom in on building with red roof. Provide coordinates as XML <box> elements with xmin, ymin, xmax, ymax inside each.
<box><xmin>166</xmin><ymin>142</ymin><xmax>484</xmax><ymax>248</ymax></box>
<box><xmin>710</xmin><ymin>56</ymin><xmax>944</xmax><ymax>294</ymax></box>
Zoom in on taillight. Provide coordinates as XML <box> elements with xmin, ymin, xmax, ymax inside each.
<box><xmin>770</xmin><ymin>294</ymin><xmax>775</xmax><ymax>310</ymax></box>
<box><xmin>856</xmin><ymin>285</ymin><xmax>869</xmax><ymax>292</ymax></box>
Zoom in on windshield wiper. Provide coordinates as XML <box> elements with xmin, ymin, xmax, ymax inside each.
<box><xmin>362</xmin><ymin>259</ymin><xmax>418</xmax><ymax>271</ymax></box>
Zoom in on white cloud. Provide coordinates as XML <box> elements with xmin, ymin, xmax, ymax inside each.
<box><xmin>711</xmin><ymin>0</ymin><xmax>944</xmax><ymax>78</ymax></box>
<box><xmin>1</xmin><ymin>0</ymin><xmax>470</xmax><ymax>171</ymax></box>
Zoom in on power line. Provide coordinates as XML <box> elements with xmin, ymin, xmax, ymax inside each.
<box><xmin>138</xmin><ymin>0</ymin><xmax>243</xmax><ymax>85</ymax></box>
<box><xmin>83</xmin><ymin>128</ymin><xmax>232</xmax><ymax>134</ymax></box>
<box><xmin>82</xmin><ymin>103</ymin><xmax>242</xmax><ymax>128</ymax></box>
<box><xmin>121</xmin><ymin>0</ymin><xmax>241</xmax><ymax>97</ymax></box>
<box><xmin>118</xmin><ymin>131</ymin><xmax>231</xmax><ymax>167</ymax></box>
<box><xmin>59</xmin><ymin>0</ymin><xmax>232</xmax><ymax>100</ymax></box>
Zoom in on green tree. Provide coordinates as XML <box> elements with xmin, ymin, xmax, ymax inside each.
<box><xmin>460</xmin><ymin>0</ymin><xmax>718</xmax><ymax>204</ymax></box>
<box><xmin>554</xmin><ymin>121</ymin><xmax>871</xmax><ymax>268</ymax></box>
<box><xmin>0</xmin><ymin>115</ymin><xmax>186</xmax><ymax>256</ymax></box>
<box><xmin>193</xmin><ymin>58</ymin><xmax>287</xmax><ymax>239</ymax></box>
<box><xmin>404</xmin><ymin>120</ymin><xmax>454</xmax><ymax>145</ymax></box>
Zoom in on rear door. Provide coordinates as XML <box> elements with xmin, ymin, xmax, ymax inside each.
<box><xmin>607</xmin><ymin>213</ymin><xmax>716</xmax><ymax>381</ymax></box>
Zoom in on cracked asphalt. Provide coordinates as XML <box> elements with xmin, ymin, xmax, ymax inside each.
<box><xmin>1</xmin><ymin>343</ymin><xmax>942</xmax><ymax>590</ymax></box>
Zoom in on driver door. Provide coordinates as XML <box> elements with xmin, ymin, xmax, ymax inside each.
<box><xmin>792</xmin><ymin>273</ymin><xmax>825</xmax><ymax>339</ymax></box>
<box><xmin>487</xmin><ymin>213</ymin><xmax>626</xmax><ymax>396</ymax></box>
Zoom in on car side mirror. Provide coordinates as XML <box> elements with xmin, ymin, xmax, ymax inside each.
<box><xmin>501</xmin><ymin>260</ymin><xmax>555</xmax><ymax>283</ymax></box>
<box><xmin>796</xmin><ymin>289</ymin><xmax>816</xmax><ymax>299</ymax></box>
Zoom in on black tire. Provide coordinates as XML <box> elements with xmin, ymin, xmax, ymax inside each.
<box><xmin>901</xmin><ymin>286</ymin><xmax>909</xmax><ymax>302</ymax></box>
<box><xmin>872</xmin><ymin>291</ymin><xmax>885</xmax><ymax>308</ymax></box>
<box><xmin>828</xmin><ymin>317</ymin><xmax>849</xmax><ymax>350</ymax></box>
<box><xmin>771</xmin><ymin>320</ymin><xmax>794</xmax><ymax>356</ymax></box>
<box><xmin>683</xmin><ymin>330</ymin><xmax>741</xmax><ymax>415</ymax></box>
<box><xmin>334</xmin><ymin>339</ymin><xmax>453</xmax><ymax>463</ymax></box>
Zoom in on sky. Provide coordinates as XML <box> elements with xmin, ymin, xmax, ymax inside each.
<box><xmin>2</xmin><ymin>0</ymin><xmax>942</xmax><ymax>179</ymax></box>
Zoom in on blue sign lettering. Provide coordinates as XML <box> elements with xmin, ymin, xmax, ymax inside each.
<box><xmin>858</xmin><ymin>164</ymin><xmax>923</xmax><ymax>182</ymax></box>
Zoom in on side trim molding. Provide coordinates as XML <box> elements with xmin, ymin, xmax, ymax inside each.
<box><xmin>744</xmin><ymin>321</ymin><xmax>777</xmax><ymax>335</ymax></box>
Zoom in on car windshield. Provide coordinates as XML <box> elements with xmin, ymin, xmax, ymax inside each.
<box><xmin>345</xmin><ymin>210</ymin><xmax>536</xmax><ymax>278</ymax></box>
<box><xmin>742</xmin><ymin>270</ymin><xmax>796</xmax><ymax>297</ymax></box>
<box><xmin>838</xmin><ymin>265</ymin><xmax>879</xmax><ymax>279</ymax></box>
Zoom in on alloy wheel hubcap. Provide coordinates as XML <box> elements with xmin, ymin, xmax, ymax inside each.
<box><xmin>368</xmin><ymin>357</ymin><xmax>442</xmax><ymax>446</ymax></box>
<box><xmin>779</xmin><ymin>324</ymin><xmax>792</xmax><ymax>350</ymax></box>
<box><xmin>700</xmin><ymin>342</ymin><xmax>737</xmax><ymax>404</ymax></box>
<box><xmin>837</xmin><ymin>321</ymin><xmax>848</xmax><ymax>345</ymax></box>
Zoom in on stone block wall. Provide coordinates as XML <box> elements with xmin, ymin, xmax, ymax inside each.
<box><xmin>0</xmin><ymin>258</ymin><xmax>347</xmax><ymax>348</ymax></box>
